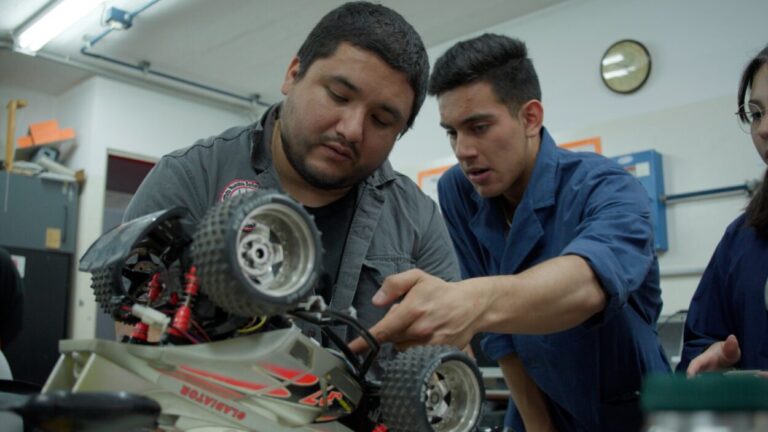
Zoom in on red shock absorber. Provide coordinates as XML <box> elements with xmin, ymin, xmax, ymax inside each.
<box><xmin>130</xmin><ymin>322</ymin><xmax>150</xmax><ymax>342</ymax></box>
<box><xmin>130</xmin><ymin>273</ymin><xmax>164</xmax><ymax>343</ymax></box>
<box><xmin>147</xmin><ymin>273</ymin><xmax>163</xmax><ymax>303</ymax></box>
<box><xmin>168</xmin><ymin>266</ymin><xmax>200</xmax><ymax>340</ymax></box>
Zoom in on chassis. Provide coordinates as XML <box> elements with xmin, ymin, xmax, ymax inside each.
<box><xmin>9</xmin><ymin>190</ymin><xmax>485</xmax><ymax>431</ymax></box>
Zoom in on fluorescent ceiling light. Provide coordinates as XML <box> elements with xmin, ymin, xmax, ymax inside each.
<box><xmin>16</xmin><ymin>0</ymin><xmax>104</xmax><ymax>53</ymax></box>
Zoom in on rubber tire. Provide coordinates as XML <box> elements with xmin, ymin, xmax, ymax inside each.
<box><xmin>192</xmin><ymin>191</ymin><xmax>322</xmax><ymax>317</ymax></box>
<box><xmin>381</xmin><ymin>345</ymin><xmax>485</xmax><ymax>432</ymax></box>
<box><xmin>90</xmin><ymin>266</ymin><xmax>128</xmax><ymax>320</ymax></box>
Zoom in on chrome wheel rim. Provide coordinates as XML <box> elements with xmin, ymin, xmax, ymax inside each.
<box><xmin>425</xmin><ymin>360</ymin><xmax>482</xmax><ymax>431</ymax></box>
<box><xmin>236</xmin><ymin>202</ymin><xmax>316</xmax><ymax>297</ymax></box>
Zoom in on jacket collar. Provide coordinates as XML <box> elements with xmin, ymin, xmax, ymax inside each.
<box><xmin>525</xmin><ymin>127</ymin><xmax>558</xmax><ymax>210</ymax></box>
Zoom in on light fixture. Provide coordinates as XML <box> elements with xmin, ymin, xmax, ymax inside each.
<box><xmin>15</xmin><ymin>0</ymin><xmax>104</xmax><ymax>53</ymax></box>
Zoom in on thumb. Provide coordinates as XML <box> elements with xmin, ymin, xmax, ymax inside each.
<box><xmin>372</xmin><ymin>269</ymin><xmax>425</xmax><ymax>306</ymax></box>
<box><xmin>721</xmin><ymin>334</ymin><xmax>741</xmax><ymax>365</ymax></box>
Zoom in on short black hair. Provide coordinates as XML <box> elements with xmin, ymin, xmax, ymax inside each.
<box><xmin>296</xmin><ymin>2</ymin><xmax>428</xmax><ymax>132</ymax></box>
<box><xmin>428</xmin><ymin>33</ymin><xmax>541</xmax><ymax>113</ymax></box>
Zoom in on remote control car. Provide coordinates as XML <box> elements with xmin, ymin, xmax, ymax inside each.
<box><xmin>24</xmin><ymin>190</ymin><xmax>485</xmax><ymax>432</ymax></box>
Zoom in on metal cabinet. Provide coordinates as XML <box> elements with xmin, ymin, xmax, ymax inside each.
<box><xmin>0</xmin><ymin>172</ymin><xmax>78</xmax><ymax>253</ymax></box>
<box><xmin>0</xmin><ymin>172</ymin><xmax>78</xmax><ymax>385</ymax></box>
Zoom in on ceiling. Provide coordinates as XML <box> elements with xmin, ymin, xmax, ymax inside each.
<box><xmin>0</xmin><ymin>0</ymin><xmax>567</xmax><ymax>108</ymax></box>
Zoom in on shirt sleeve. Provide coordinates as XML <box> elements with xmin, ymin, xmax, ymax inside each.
<box><xmin>560</xmin><ymin>167</ymin><xmax>656</xmax><ymax>326</ymax></box>
<box><xmin>123</xmin><ymin>154</ymin><xmax>209</xmax><ymax>229</ymax></box>
<box><xmin>676</xmin><ymin>224</ymin><xmax>736</xmax><ymax>372</ymax></box>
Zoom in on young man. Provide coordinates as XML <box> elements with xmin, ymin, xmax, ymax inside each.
<box><xmin>124</xmin><ymin>2</ymin><xmax>458</xmax><ymax>361</ymax></box>
<box><xmin>352</xmin><ymin>34</ymin><xmax>670</xmax><ymax>431</ymax></box>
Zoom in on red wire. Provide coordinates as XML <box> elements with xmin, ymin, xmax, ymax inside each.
<box><xmin>171</xmin><ymin>325</ymin><xmax>200</xmax><ymax>344</ymax></box>
<box><xmin>191</xmin><ymin>319</ymin><xmax>212</xmax><ymax>342</ymax></box>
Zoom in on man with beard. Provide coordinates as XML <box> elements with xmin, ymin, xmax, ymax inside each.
<box><xmin>124</xmin><ymin>2</ymin><xmax>458</xmax><ymax>354</ymax></box>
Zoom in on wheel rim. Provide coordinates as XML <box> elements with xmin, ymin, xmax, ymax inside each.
<box><xmin>235</xmin><ymin>202</ymin><xmax>316</xmax><ymax>297</ymax></box>
<box><xmin>424</xmin><ymin>360</ymin><xmax>483</xmax><ymax>431</ymax></box>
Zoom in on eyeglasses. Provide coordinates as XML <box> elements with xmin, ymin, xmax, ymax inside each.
<box><xmin>735</xmin><ymin>103</ymin><xmax>765</xmax><ymax>134</ymax></box>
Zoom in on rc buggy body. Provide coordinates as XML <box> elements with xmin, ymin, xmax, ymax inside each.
<box><xmin>22</xmin><ymin>190</ymin><xmax>485</xmax><ymax>432</ymax></box>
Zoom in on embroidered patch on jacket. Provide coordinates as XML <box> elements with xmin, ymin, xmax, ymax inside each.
<box><xmin>219</xmin><ymin>179</ymin><xmax>260</xmax><ymax>201</ymax></box>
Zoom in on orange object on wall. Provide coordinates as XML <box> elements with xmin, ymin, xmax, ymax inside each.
<box><xmin>17</xmin><ymin>135</ymin><xmax>33</xmax><ymax>148</ymax></box>
<box><xmin>17</xmin><ymin>119</ymin><xmax>76</xmax><ymax>147</ymax></box>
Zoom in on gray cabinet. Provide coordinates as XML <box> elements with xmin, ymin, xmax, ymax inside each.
<box><xmin>0</xmin><ymin>172</ymin><xmax>78</xmax><ymax>253</ymax></box>
<box><xmin>0</xmin><ymin>172</ymin><xmax>78</xmax><ymax>385</ymax></box>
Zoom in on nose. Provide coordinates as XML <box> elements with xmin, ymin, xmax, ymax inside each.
<box><xmin>757</xmin><ymin>114</ymin><xmax>768</xmax><ymax>140</ymax></box>
<box><xmin>336</xmin><ymin>107</ymin><xmax>365</xmax><ymax>145</ymax></box>
<box><xmin>453</xmin><ymin>134</ymin><xmax>478</xmax><ymax>161</ymax></box>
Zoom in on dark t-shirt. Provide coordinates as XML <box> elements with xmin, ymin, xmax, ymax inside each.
<box><xmin>304</xmin><ymin>186</ymin><xmax>358</xmax><ymax>304</ymax></box>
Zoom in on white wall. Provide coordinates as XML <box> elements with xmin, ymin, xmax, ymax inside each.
<box><xmin>391</xmin><ymin>0</ymin><xmax>768</xmax><ymax>314</ymax></box>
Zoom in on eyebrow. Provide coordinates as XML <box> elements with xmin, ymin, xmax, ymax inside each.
<box><xmin>748</xmin><ymin>98</ymin><xmax>764</xmax><ymax>109</ymax></box>
<box><xmin>330</xmin><ymin>75</ymin><xmax>360</xmax><ymax>93</ymax></box>
<box><xmin>329</xmin><ymin>75</ymin><xmax>405</xmax><ymax>124</ymax></box>
<box><xmin>440</xmin><ymin>113</ymin><xmax>495</xmax><ymax>130</ymax></box>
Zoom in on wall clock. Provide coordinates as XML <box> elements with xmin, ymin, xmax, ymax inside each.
<box><xmin>600</xmin><ymin>39</ymin><xmax>651</xmax><ymax>94</ymax></box>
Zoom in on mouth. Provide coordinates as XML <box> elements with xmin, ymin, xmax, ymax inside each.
<box><xmin>464</xmin><ymin>167</ymin><xmax>491</xmax><ymax>183</ymax></box>
<box><xmin>321</xmin><ymin>142</ymin><xmax>354</xmax><ymax>161</ymax></box>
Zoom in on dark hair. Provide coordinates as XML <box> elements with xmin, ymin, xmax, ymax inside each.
<box><xmin>738</xmin><ymin>45</ymin><xmax>768</xmax><ymax>239</ymax></box>
<box><xmin>295</xmin><ymin>2</ymin><xmax>428</xmax><ymax>132</ymax></box>
<box><xmin>428</xmin><ymin>33</ymin><xmax>541</xmax><ymax>113</ymax></box>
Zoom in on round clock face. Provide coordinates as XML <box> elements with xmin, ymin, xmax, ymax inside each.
<box><xmin>600</xmin><ymin>40</ymin><xmax>651</xmax><ymax>94</ymax></box>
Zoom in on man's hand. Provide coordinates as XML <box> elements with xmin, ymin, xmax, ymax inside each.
<box><xmin>348</xmin><ymin>269</ymin><xmax>487</xmax><ymax>353</ymax></box>
<box><xmin>687</xmin><ymin>334</ymin><xmax>742</xmax><ymax>377</ymax></box>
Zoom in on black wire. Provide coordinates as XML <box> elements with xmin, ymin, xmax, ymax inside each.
<box><xmin>290</xmin><ymin>309</ymin><xmax>380</xmax><ymax>380</ymax></box>
<box><xmin>321</xmin><ymin>327</ymin><xmax>362</xmax><ymax>377</ymax></box>
<box><xmin>323</xmin><ymin>310</ymin><xmax>380</xmax><ymax>379</ymax></box>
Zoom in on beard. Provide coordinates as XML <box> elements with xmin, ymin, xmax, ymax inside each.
<box><xmin>280</xmin><ymin>128</ymin><xmax>366</xmax><ymax>191</ymax></box>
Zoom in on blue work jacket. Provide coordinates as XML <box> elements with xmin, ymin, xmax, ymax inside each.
<box><xmin>437</xmin><ymin>128</ymin><xmax>670</xmax><ymax>432</ymax></box>
<box><xmin>678</xmin><ymin>213</ymin><xmax>768</xmax><ymax>371</ymax></box>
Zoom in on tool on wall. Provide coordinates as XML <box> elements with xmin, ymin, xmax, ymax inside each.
<box><xmin>4</xmin><ymin>99</ymin><xmax>28</xmax><ymax>173</ymax></box>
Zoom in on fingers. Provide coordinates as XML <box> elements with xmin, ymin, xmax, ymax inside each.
<box><xmin>687</xmin><ymin>336</ymin><xmax>743</xmax><ymax>378</ymax></box>
<box><xmin>686</xmin><ymin>358</ymin><xmax>703</xmax><ymax>378</ymax></box>
<box><xmin>687</xmin><ymin>341</ymin><xmax>721</xmax><ymax>377</ymax></box>
<box><xmin>348</xmin><ymin>335</ymin><xmax>370</xmax><ymax>354</ymax></box>
<box><xmin>348</xmin><ymin>303</ymin><xmax>412</xmax><ymax>353</ymax></box>
<box><xmin>372</xmin><ymin>269</ymin><xmax>426</xmax><ymax>306</ymax></box>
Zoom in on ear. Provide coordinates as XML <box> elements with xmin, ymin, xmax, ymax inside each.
<box><xmin>519</xmin><ymin>99</ymin><xmax>544</xmax><ymax>138</ymax></box>
<box><xmin>281</xmin><ymin>56</ymin><xmax>302</xmax><ymax>96</ymax></box>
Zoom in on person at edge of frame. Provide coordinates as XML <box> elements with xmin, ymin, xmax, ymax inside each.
<box><xmin>678</xmin><ymin>44</ymin><xmax>768</xmax><ymax>379</ymax></box>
